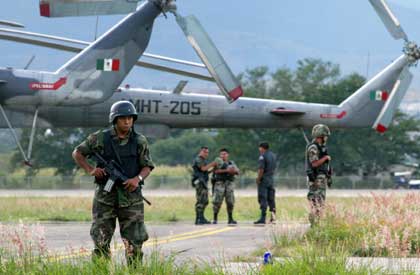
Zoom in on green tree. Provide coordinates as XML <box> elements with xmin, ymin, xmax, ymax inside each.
<box><xmin>11</xmin><ymin>128</ymin><xmax>97</xmax><ymax>185</ymax></box>
<box><xmin>151</xmin><ymin>130</ymin><xmax>217</xmax><ymax>166</ymax></box>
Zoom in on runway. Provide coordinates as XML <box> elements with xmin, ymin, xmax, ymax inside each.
<box><xmin>38</xmin><ymin>221</ymin><xmax>307</xmax><ymax>263</ymax></box>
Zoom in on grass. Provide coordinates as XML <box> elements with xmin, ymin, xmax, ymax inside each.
<box><xmin>258</xmin><ymin>243</ymin><xmax>415</xmax><ymax>275</ymax></box>
<box><xmin>0</xmin><ymin>251</ymin><xmax>225</xmax><ymax>275</ymax></box>
<box><xmin>0</xmin><ymin>244</ymin><xmax>412</xmax><ymax>275</ymax></box>
<box><xmin>0</xmin><ymin>196</ymin><xmax>315</xmax><ymax>222</ymax></box>
<box><xmin>264</xmin><ymin>193</ymin><xmax>420</xmax><ymax>259</ymax></box>
<box><xmin>0</xmin><ymin>196</ymin><xmax>366</xmax><ymax>223</ymax></box>
<box><xmin>0</xmin><ymin>196</ymin><xmax>346</xmax><ymax>222</ymax></box>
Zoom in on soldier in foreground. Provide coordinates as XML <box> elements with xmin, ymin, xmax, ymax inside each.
<box><xmin>212</xmin><ymin>148</ymin><xmax>239</xmax><ymax>225</ymax></box>
<box><xmin>72</xmin><ymin>101</ymin><xmax>154</xmax><ymax>266</ymax></box>
<box><xmin>192</xmin><ymin>146</ymin><xmax>217</xmax><ymax>225</ymax></box>
<box><xmin>254</xmin><ymin>142</ymin><xmax>277</xmax><ymax>225</ymax></box>
<box><xmin>306</xmin><ymin>124</ymin><xmax>332</xmax><ymax>226</ymax></box>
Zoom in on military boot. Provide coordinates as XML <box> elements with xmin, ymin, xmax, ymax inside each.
<box><xmin>253</xmin><ymin>211</ymin><xmax>266</xmax><ymax>225</ymax></box>
<box><xmin>201</xmin><ymin>212</ymin><xmax>211</xmax><ymax>224</ymax></box>
<box><xmin>195</xmin><ymin>210</ymin><xmax>199</xmax><ymax>225</ymax></box>
<box><xmin>196</xmin><ymin>212</ymin><xmax>211</xmax><ymax>225</ymax></box>
<box><xmin>227</xmin><ymin>211</ymin><xmax>237</xmax><ymax>225</ymax></box>
<box><xmin>213</xmin><ymin>212</ymin><xmax>218</xmax><ymax>224</ymax></box>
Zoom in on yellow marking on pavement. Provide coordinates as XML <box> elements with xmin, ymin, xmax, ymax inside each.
<box><xmin>144</xmin><ymin>227</ymin><xmax>235</xmax><ymax>247</ymax></box>
<box><xmin>148</xmin><ymin>227</ymin><xmax>219</xmax><ymax>242</ymax></box>
<box><xmin>48</xmin><ymin>226</ymin><xmax>236</xmax><ymax>261</ymax></box>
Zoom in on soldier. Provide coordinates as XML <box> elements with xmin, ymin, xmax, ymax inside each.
<box><xmin>254</xmin><ymin>142</ymin><xmax>277</xmax><ymax>225</ymax></box>
<box><xmin>306</xmin><ymin>124</ymin><xmax>332</xmax><ymax>226</ymax></box>
<box><xmin>212</xmin><ymin>148</ymin><xmax>240</xmax><ymax>225</ymax></box>
<box><xmin>192</xmin><ymin>146</ymin><xmax>217</xmax><ymax>225</ymax></box>
<box><xmin>72</xmin><ymin>100</ymin><xmax>154</xmax><ymax>266</ymax></box>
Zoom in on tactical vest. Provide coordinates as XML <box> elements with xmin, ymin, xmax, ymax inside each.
<box><xmin>214</xmin><ymin>161</ymin><xmax>234</xmax><ymax>182</ymax></box>
<box><xmin>96</xmin><ymin>129</ymin><xmax>140</xmax><ymax>184</ymax></box>
<box><xmin>192</xmin><ymin>157</ymin><xmax>209</xmax><ymax>182</ymax></box>
<box><xmin>306</xmin><ymin>142</ymin><xmax>329</xmax><ymax>178</ymax></box>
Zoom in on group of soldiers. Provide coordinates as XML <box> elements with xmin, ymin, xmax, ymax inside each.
<box><xmin>72</xmin><ymin>100</ymin><xmax>332</xmax><ymax>266</ymax></box>
<box><xmin>190</xmin><ymin>124</ymin><xmax>332</xmax><ymax>228</ymax></box>
<box><xmin>191</xmin><ymin>142</ymin><xmax>278</xmax><ymax>226</ymax></box>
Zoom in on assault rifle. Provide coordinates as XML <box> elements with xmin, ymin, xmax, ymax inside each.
<box><xmin>91</xmin><ymin>152</ymin><xmax>151</xmax><ymax>205</ymax></box>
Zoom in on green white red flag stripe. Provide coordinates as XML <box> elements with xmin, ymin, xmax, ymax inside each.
<box><xmin>370</xmin><ymin>90</ymin><xmax>388</xmax><ymax>101</ymax></box>
<box><xmin>96</xmin><ymin>59</ymin><xmax>120</xmax><ymax>71</ymax></box>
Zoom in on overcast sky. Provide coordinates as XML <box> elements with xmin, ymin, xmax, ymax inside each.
<box><xmin>1</xmin><ymin>0</ymin><xmax>420</xmax><ymax>101</ymax></box>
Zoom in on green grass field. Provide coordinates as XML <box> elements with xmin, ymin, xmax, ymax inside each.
<box><xmin>0</xmin><ymin>247</ymin><xmax>411</xmax><ymax>275</ymax></box>
<box><xmin>0</xmin><ymin>196</ymin><xmax>343</xmax><ymax>223</ymax></box>
<box><xmin>0</xmin><ymin>196</ymin><xmax>362</xmax><ymax>223</ymax></box>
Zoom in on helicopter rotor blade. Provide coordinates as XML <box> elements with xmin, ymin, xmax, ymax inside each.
<box><xmin>368</xmin><ymin>0</ymin><xmax>408</xmax><ymax>41</ymax></box>
<box><xmin>175</xmin><ymin>14</ymin><xmax>243</xmax><ymax>102</ymax></box>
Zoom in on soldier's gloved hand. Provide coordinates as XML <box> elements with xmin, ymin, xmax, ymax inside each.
<box><xmin>227</xmin><ymin>167</ymin><xmax>236</xmax><ymax>174</ymax></box>
<box><xmin>124</xmin><ymin>177</ymin><xmax>140</xmax><ymax>193</ymax></box>
<box><xmin>89</xmin><ymin>167</ymin><xmax>106</xmax><ymax>179</ymax></box>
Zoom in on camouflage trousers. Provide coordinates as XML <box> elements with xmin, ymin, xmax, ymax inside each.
<box><xmin>90</xmin><ymin>198</ymin><xmax>149</xmax><ymax>265</ymax></box>
<box><xmin>258</xmin><ymin>177</ymin><xmax>276</xmax><ymax>213</ymax></box>
<box><xmin>212</xmin><ymin>180</ymin><xmax>235</xmax><ymax>214</ymax></box>
<box><xmin>195</xmin><ymin>181</ymin><xmax>209</xmax><ymax>213</ymax></box>
<box><xmin>307</xmin><ymin>174</ymin><xmax>328</xmax><ymax>226</ymax></box>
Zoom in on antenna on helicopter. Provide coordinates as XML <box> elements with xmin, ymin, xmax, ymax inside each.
<box><xmin>94</xmin><ymin>16</ymin><xmax>99</xmax><ymax>41</ymax></box>
<box><xmin>24</xmin><ymin>55</ymin><xmax>36</xmax><ymax>70</ymax></box>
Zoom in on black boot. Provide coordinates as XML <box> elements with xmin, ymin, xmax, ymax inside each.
<box><xmin>254</xmin><ymin>210</ymin><xmax>266</xmax><ymax>225</ymax></box>
<box><xmin>228</xmin><ymin>211</ymin><xmax>237</xmax><ymax>225</ymax></box>
<box><xmin>213</xmin><ymin>212</ymin><xmax>218</xmax><ymax>224</ymax></box>
<box><xmin>195</xmin><ymin>210</ymin><xmax>199</xmax><ymax>225</ymax></box>
<box><xmin>196</xmin><ymin>212</ymin><xmax>211</xmax><ymax>225</ymax></box>
<box><xmin>201</xmin><ymin>212</ymin><xmax>211</xmax><ymax>224</ymax></box>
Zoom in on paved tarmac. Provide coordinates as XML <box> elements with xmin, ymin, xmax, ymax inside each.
<box><xmin>38</xmin><ymin>221</ymin><xmax>307</xmax><ymax>264</ymax></box>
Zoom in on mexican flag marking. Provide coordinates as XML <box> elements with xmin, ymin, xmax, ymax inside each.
<box><xmin>370</xmin><ymin>90</ymin><xmax>388</xmax><ymax>101</ymax></box>
<box><xmin>96</xmin><ymin>59</ymin><xmax>120</xmax><ymax>71</ymax></box>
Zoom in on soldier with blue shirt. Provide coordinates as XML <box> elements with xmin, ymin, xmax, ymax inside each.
<box><xmin>254</xmin><ymin>142</ymin><xmax>277</xmax><ymax>225</ymax></box>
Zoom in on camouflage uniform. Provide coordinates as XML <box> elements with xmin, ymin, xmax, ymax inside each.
<box><xmin>75</xmin><ymin>127</ymin><xmax>154</xmax><ymax>264</ymax></box>
<box><xmin>192</xmin><ymin>155</ymin><xmax>210</xmax><ymax>222</ymax></box>
<box><xmin>306</xmin><ymin>141</ymin><xmax>330</xmax><ymax>226</ymax></box>
<box><xmin>212</xmin><ymin>158</ymin><xmax>237</xmax><ymax>219</ymax></box>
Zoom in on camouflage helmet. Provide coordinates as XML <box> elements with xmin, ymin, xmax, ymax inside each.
<box><xmin>109</xmin><ymin>100</ymin><xmax>138</xmax><ymax>124</ymax></box>
<box><xmin>311</xmin><ymin>124</ymin><xmax>331</xmax><ymax>138</ymax></box>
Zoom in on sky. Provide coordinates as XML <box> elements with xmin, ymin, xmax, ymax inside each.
<box><xmin>389</xmin><ymin>0</ymin><xmax>420</xmax><ymax>11</ymax></box>
<box><xmin>1</xmin><ymin>0</ymin><xmax>420</xmax><ymax>105</ymax></box>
